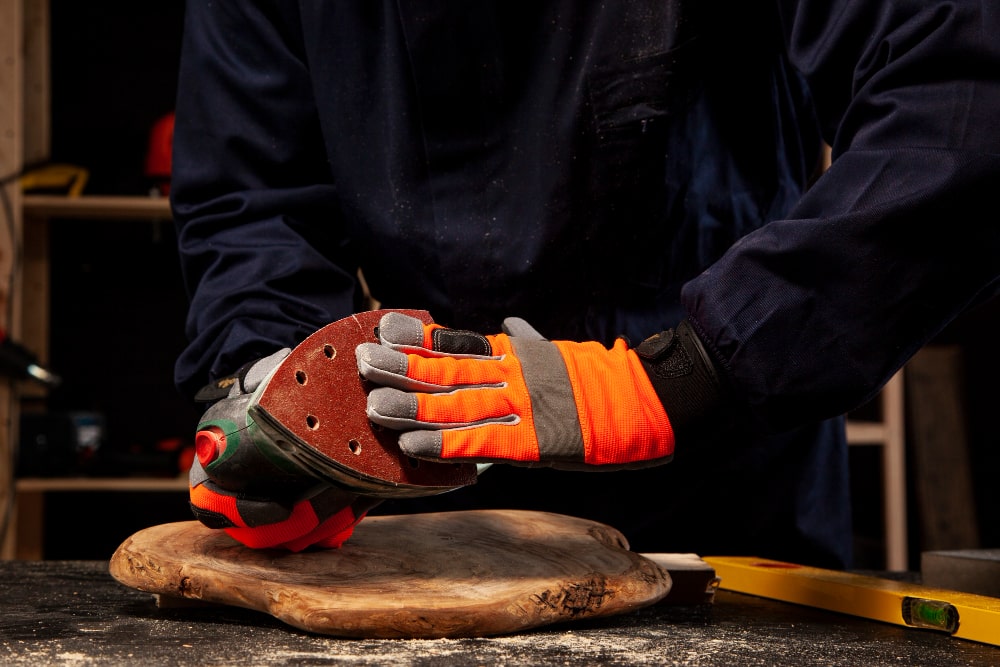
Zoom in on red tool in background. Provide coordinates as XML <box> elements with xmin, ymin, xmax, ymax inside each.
<box><xmin>145</xmin><ymin>111</ymin><xmax>174</xmax><ymax>197</ymax></box>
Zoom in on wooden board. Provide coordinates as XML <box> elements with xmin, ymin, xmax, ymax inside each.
<box><xmin>109</xmin><ymin>510</ymin><xmax>673</xmax><ymax>639</ymax></box>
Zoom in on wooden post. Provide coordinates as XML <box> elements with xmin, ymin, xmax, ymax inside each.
<box><xmin>21</xmin><ymin>0</ymin><xmax>51</xmax><ymax>394</ymax></box>
<box><xmin>0</xmin><ymin>0</ymin><xmax>26</xmax><ymax>559</ymax></box>
<box><xmin>906</xmin><ymin>345</ymin><xmax>980</xmax><ymax>551</ymax></box>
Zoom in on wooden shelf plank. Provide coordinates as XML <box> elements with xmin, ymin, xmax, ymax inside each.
<box><xmin>23</xmin><ymin>194</ymin><xmax>171</xmax><ymax>220</ymax></box>
<box><xmin>845</xmin><ymin>420</ymin><xmax>887</xmax><ymax>445</ymax></box>
<box><xmin>15</xmin><ymin>476</ymin><xmax>187</xmax><ymax>492</ymax></box>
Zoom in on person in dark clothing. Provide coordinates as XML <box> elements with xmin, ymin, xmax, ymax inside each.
<box><xmin>172</xmin><ymin>1</ymin><xmax>1000</xmax><ymax>569</ymax></box>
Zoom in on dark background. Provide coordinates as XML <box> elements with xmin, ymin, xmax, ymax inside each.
<box><xmin>35</xmin><ymin>2</ymin><xmax>196</xmax><ymax>557</ymax></box>
<box><xmin>28</xmin><ymin>2</ymin><xmax>1000</xmax><ymax>566</ymax></box>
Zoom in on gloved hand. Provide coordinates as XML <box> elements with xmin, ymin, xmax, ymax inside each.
<box><xmin>189</xmin><ymin>462</ymin><xmax>378</xmax><ymax>551</ymax></box>
<box><xmin>355</xmin><ymin>312</ymin><xmax>683</xmax><ymax>470</ymax></box>
<box><xmin>189</xmin><ymin>350</ymin><xmax>380</xmax><ymax>551</ymax></box>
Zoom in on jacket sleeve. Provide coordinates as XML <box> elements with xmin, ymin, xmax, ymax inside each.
<box><xmin>681</xmin><ymin>0</ymin><xmax>1000</xmax><ymax>431</ymax></box>
<box><xmin>171</xmin><ymin>1</ymin><xmax>360</xmax><ymax>400</ymax></box>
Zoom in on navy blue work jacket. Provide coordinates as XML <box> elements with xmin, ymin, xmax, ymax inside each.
<box><xmin>171</xmin><ymin>0</ymin><xmax>1000</xmax><ymax>567</ymax></box>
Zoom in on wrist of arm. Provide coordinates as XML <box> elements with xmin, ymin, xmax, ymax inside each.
<box><xmin>634</xmin><ymin>319</ymin><xmax>737</xmax><ymax>443</ymax></box>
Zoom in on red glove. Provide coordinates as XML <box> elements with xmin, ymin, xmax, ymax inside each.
<box><xmin>189</xmin><ymin>458</ymin><xmax>378</xmax><ymax>551</ymax></box>
<box><xmin>356</xmin><ymin>312</ymin><xmax>675</xmax><ymax>470</ymax></box>
<box><xmin>189</xmin><ymin>350</ymin><xmax>380</xmax><ymax>551</ymax></box>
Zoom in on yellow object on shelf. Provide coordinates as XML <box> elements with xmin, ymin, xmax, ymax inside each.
<box><xmin>705</xmin><ymin>556</ymin><xmax>1000</xmax><ymax>647</ymax></box>
<box><xmin>20</xmin><ymin>163</ymin><xmax>89</xmax><ymax>197</ymax></box>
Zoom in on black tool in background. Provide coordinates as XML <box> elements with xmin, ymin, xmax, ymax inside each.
<box><xmin>0</xmin><ymin>329</ymin><xmax>61</xmax><ymax>388</ymax></box>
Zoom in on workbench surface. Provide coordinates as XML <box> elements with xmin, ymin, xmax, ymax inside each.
<box><xmin>2</xmin><ymin>560</ymin><xmax>998</xmax><ymax>666</ymax></box>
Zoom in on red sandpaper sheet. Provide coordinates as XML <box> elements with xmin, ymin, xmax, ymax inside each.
<box><xmin>254</xmin><ymin>309</ymin><xmax>477</xmax><ymax>494</ymax></box>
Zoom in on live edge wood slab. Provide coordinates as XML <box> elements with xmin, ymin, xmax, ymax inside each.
<box><xmin>109</xmin><ymin>509</ymin><xmax>673</xmax><ymax>639</ymax></box>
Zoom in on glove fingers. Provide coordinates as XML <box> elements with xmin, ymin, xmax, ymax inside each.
<box><xmin>399</xmin><ymin>424</ymin><xmax>542</xmax><ymax>464</ymax></box>
<box><xmin>356</xmin><ymin>343</ymin><xmax>448</xmax><ymax>392</ymax></box>
<box><xmin>374</xmin><ymin>312</ymin><xmax>430</xmax><ymax>350</ymax></box>
<box><xmin>367</xmin><ymin>386</ymin><xmax>519</xmax><ymax>429</ymax></box>
<box><xmin>282</xmin><ymin>507</ymin><xmax>357</xmax><ymax>551</ymax></box>
<box><xmin>195</xmin><ymin>488</ymin><xmax>369</xmax><ymax>551</ymax></box>
<box><xmin>398</xmin><ymin>424</ymin><xmax>665</xmax><ymax>470</ymax></box>
<box><xmin>278</xmin><ymin>502</ymin><xmax>370</xmax><ymax>552</ymax></box>
<box><xmin>416</xmin><ymin>386</ymin><xmax>520</xmax><ymax>425</ymax></box>
<box><xmin>189</xmin><ymin>469</ymin><xmax>375</xmax><ymax>551</ymax></box>
<box><xmin>377</xmin><ymin>311</ymin><xmax>493</xmax><ymax>356</ymax></box>
<box><xmin>222</xmin><ymin>500</ymin><xmax>321</xmax><ymax>550</ymax></box>
<box><xmin>406</xmin><ymin>351</ymin><xmax>508</xmax><ymax>386</ymax></box>
<box><xmin>500</xmin><ymin>317</ymin><xmax>546</xmax><ymax>340</ymax></box>
<box><xmin>301</xmin><ymin>494</ymin><xmax>382</xmax><ymax>550</ymax></box>
<box><xmin>190</xmin><ymin>475</ymin><xmax>295</xmax><ymax>526</ymax></box>
<box><xmin>357</xmin><ymin>342</ymin><xmax>508</xmax><ymax>389</ymax></box>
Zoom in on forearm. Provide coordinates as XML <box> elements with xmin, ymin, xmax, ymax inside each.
<box><xmin>172</xmin><ymin>0</ymin><xmax>359</xmax><ymax>398</ymax></box>
<box><xmin>679</xmin><ymin>0</ymin><xmax>1000</xmax><ymax>432</ymax></box>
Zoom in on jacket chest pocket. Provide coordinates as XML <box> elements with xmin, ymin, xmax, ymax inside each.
<box><xmin>583</xmin><ymin>48</ymin><xmax>695</xmax><ymax>292</ymax></box>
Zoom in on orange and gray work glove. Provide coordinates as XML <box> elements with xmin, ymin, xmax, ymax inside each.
<box><xmin>355</xmin><ymin>312</ymin><xmax>727</xmax><ymax>470</ymax></box>
<box><xmin>189</xmin><ymin>351</ymin><xmax>381</xmax><ymax>551</ymax></box>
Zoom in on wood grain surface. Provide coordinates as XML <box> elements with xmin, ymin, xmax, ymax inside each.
<box><xmin>109</xmin><ymin>510</ymin><xmax>673</xmax><ymax>638</ymax></box>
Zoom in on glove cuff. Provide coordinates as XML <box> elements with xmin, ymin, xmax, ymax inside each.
<box><xmin>633</xmin><ymin>319</ymin><xmax>732</xmax><ymax>444</ymax></box>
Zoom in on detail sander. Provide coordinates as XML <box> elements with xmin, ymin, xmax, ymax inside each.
<box><xmin>193</xmin><ymin>310</ymin><xmax>478</xmax><ymax>499</ymax></box>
